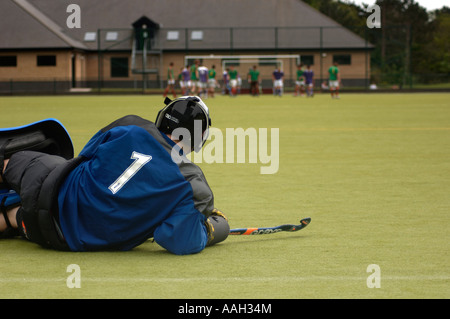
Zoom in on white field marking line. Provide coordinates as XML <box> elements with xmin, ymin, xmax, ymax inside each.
<box><xmin>1</xmin><ymin>275</ymin><xmax>449</xmax><ymax>284</ymax></box>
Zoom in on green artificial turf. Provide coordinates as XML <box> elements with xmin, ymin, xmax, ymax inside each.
<box><xmin>0</xmin><ymin>92</ymin><xmax>449</xmax><ymax>299</ymax></box>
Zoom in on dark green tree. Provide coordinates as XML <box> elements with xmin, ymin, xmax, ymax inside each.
<box><xmin>416</xmin><ymin>8</ymin><xmax>450</xmax><ymax>82</ymax></box>
<box><xmin>301</xmin><ymin>0</ymin><xmax>448</xmax><ymax>85</ymax></box>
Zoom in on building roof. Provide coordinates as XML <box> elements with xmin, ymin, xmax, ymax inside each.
<box><xmin>0</xmin><ymin>0</ymin><xmax>371</xmax><ymax>51</ymax></box>
<box><xmin>0</xmin><ymin>0</ymin><xmax>87</xmax><ymax>49</ymax></box>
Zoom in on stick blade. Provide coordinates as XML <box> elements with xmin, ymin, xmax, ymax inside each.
<box><xmin>300</xmin><ymin>217</ymin><xmax>311</xmax><ymax>227</ymax></box>
<box><xmin>289</xmin><ymin>217</ymin><xmax>311</xmax><ymax>232</ymax></box>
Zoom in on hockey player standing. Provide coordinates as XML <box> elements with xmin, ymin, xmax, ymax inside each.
<box><xmin>328</xmin><ymin>62</ymin><xmax>341</xmax><ymax>99</ymax></box>
<box><xmin>197</xmin><ymin>64</ymin><xmax>209</xmax><ymax>99</ymax></box>
<box><xmin>272</xmin><ymin>67</ymin><xmax>284</xmax><ymax>97</ymax></box>
<box><xmin>303</xmin><ymin>65</ymin><xmax>315</xmax><ymax>97</ymax></box>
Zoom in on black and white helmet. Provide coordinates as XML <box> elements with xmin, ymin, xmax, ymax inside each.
<box><xmin>155</xmin><ymin>96</ymin><xmax>211</xmax><ymax>153</ymax></box>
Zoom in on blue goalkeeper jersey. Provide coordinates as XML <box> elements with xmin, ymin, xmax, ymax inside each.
<box><xmin>57</xmin><ymin>117</ymin><xmax>211</xmax><ymax>255</ymax></box>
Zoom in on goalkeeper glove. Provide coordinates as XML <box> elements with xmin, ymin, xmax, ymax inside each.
<box><xmin>205</xmin><ymin>208</ymin><xmax>230</xmax><ymax>246</ymax></box>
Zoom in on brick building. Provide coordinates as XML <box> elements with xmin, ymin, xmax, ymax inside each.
<box><xmin>0</xmin><ymin>0</ymin><xmax>372</xmax><ymax>93</ymax></box>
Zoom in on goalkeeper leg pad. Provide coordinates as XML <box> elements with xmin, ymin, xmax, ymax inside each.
<box><xmin>0</xmin><ymin>118</ymin><xmax>73</xmax><ymax>159</ymax></box>
<box><xmin>0</xmin><ymin>119</ymin><xmax>74</xmax><ymax>187</ymax></box>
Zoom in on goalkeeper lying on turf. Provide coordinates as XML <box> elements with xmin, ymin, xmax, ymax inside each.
<box><xmin>0</xmin><ymin>96</ymin><xmax>229</xmax><ymax>255</ymax></box>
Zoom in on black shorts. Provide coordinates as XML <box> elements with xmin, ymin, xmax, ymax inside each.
<box><xmin>3</xmin><ymin>151</ymin><xmax>81</xmax><ymax>249</ymax></box>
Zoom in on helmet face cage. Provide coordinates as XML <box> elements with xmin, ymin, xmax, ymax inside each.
<box><xmin>155</xmin><ymin>96</ymin><xmax>211</xmax><ymax>153</ymax></box>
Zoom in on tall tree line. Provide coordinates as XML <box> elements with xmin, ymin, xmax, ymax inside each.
<box><xmin>302</xmin><ymin>0</ymin><xmax>450</xmax><ymax>84</ymax></box>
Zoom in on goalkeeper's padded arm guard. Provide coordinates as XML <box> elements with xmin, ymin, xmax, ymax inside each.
<box><xmin>205</xmin><ymin>208</ymin><xmax>230</xmax><ymax>246</ymax></box>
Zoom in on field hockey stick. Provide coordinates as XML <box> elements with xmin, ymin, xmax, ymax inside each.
<box><xmin>229</xmin><ymin>217</ymin><xmax>311</xmax><ymax>235</ymax></box>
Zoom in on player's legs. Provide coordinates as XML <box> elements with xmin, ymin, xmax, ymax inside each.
<box><xmin>0</xmin><ymin>206</ymin><xmax>19</xmax><ymax>230</ymax></box>
<box><xmin>310</xmin><ymin>84</ymin><xmax>314</xmax><ymax>97</ymax></box>
<box><xmin>273</xmin><ymin>80</ymin><xmax>282</xmax><ymax>96</ymax></box>
<box><xmin>230</xmin><ymin>79</ymin><xmax>237</xmax><ymax>96</ymax></box>
<box><xmin>179</xmin><ymin>82</ymin><xmax>185</xmax><ymax>95</ymax></box>
<box><xmin>2</xmin><ymin>151</ymin><xmax>69</xmax><ymax>246</ymax></box>
<box><xmin>251</xmin><ymin>81</ymin><xmax>259</xmax><ymax>96</ymax></box>
<box><xmin>208</xmin><ymin>80</ymin><xmax>216</xmax><ymax>98</ymax></box>
<box><xmin>273</xmin><ymin>82</ymin><xmax>278</xmax><ymax>96</ymax></box>
<box><xmin>186</xmin><ymin>81</ymin><xmax>192</xmax><ymax>95</ymax></box>
<box><xmin>164</xmin><ymin>83</ymin><xmax>176</xmax><ymax>98</ymax></box>
<box><xmin>200</xmin><ymin>81</ymin><xmax>208</xmax><ymax>98</ymax></box>
<box><xmin>172</xmin><ymin>86</ymin><xmax>177</xmax><ymax>98</ymax></box>
<box><xmin>1</xmin><ymin>160</ymin><xmax>22</xmax><ymax>238</ymax></box>
<box><xmin>329</xmin><ymin>80</ymin><xmax>339</xmax><ymax>98</ymax></box>
<box><xmin>0</xmin><ymin>119</ymin><xmax>78</xmax><ymax>247</ymax></box>
<box><xmin>0</xmin><ymin>185</ymin><xmax>20</xmax><ymax>238</ymax></box>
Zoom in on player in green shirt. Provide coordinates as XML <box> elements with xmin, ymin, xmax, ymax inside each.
<box><xmin>294</xmin><ymin>64</ymin><xmax>305</xmax><ymax>97</ymax></box>
<box><xmin>190</xmin><ymin>60</ymin><xmax>200</xmax><ymax>95</ymax></box>
<box><xmin>228</xmin><ymin>65</ymin><xmax>239</xmax><ymax>96</ymax></box>
<box><xmin>328</xmin><ymin>62</ymin><xmax>341</xmax><ymax>99</ymax></box>
<box><xmin>208</xmin><ymin>65</ymin><xmax>217</xmax><ymax>98</ymax></box>
<box><xmin>248</xmin><ymin>65</ymin><xmax>260</xmax><ymax>96</ymax></box>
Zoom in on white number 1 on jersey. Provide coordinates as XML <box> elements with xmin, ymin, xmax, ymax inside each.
<box><xmin>109</xmin><ymin>151</ymin><xmax>152</xmax><ymax>194</ymax></box>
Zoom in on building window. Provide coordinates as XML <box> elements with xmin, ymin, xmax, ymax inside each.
<box><xmin>0</xmin><ymin>56</ymin><xmax>17</xmax><ymax>67</ymax></box>
<box><xmin>191</xmin><ymin>30</ymin><xmax>203</xmax><ymax>41</ymax></box>
<box><xmin>37</xmin><ymin>55</ymin><xmax>56</xmax><ymax>66</ymax></box>
<box><xmin>333</xmin><ymin>54</ymin><xmax>351</xmax><ymax>65</ymax></box>
<box><xmin>111</xmin><ymin>57</ymin><xmax>129</xmax><ymax>77</ymax></box>
<box><xmin>84</xmin><ymin>32</ymin><xmax>96</xmax><ymax>42</ymax></box>
<box><xmin>106</xmin><ymin>32</ymin><xmax>118</xmax><ymax>41</ymax></box>
<box><xmin>167</xmin><ymin>31</ymin><xmax>179</xmax><ymax>41</ymax></box>
<box><xmin>300</xmin><ymin>55</ymin><xmax>314</xmax><ymax>66</ymax></box>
